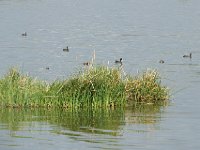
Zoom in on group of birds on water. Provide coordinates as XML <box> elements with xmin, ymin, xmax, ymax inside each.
<box><xmin>62</xmin><ymin>46</ymin><xmax>123</xmax><ymax>66</ymax></box>
<box><xmin>62</xmin><ymin>45</ymin><xmax>123</xmax><ymax>66</ymax></box>
<box><xmin>21</xmin><ymin>32</ymin><xmax>123</xmax><ymax>67</ymax></box>
<box><xmin>159</xmin><ymin>52</ymin><xmax>192</xmax><ymax>64</ymax></box>
<box><xmin>21</xmin><ymin>32</ymin><xmax>192</xmax><ymax>68</ymax></box>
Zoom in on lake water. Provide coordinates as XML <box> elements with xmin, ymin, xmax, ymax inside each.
<box><xmin>0</xmin><ymin>0</ymin><xmax>200</xmax><ymax>149</ymax></box>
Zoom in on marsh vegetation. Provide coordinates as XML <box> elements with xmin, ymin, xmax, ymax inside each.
<box><xmin>0</xmin><ymin>65</ymin><xmax>169</xmax><ymax>109</ymax></box>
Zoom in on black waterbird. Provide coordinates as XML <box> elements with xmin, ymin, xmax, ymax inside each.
<box><xmin>159</xmin><ymin>60</ymin><xmax>165</xmax><ymax>64</ymax></box>
<box><xmin>83</xmin><ymin>62</ymin><xmax>90</xmax><ymax>66</ymax></box>
<box><xmin>183</xmin><ymin>53</ymin><xmax>192</xmax><ymax>58</ymax></box>
<box><xmin>21</xmin><ymin>32</ymin><xmax>27</xmax><ymax>36</ymax></box>
<box><xmin>63</xmin><ymin>46</ymin><xmax>69</xmax><ymax>52</ymax></box>
<box><xmin>115</xmin><ymin>58</ymin><xmax>122</xmax><ymax>64</ymax></box>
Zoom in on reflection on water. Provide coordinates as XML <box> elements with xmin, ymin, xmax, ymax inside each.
<box><xmin>0</xmin><ymin>105</ymin><xmax>164</xmax><ymax>135</ymax></box>
<box><xmin>0</xmin><ymin>105</ymin><xmax>166</xmax><ymax>149</ymax></box>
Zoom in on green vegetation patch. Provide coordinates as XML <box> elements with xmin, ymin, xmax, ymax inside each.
<box><xmin>0</xmin><ymin>66</ymin><xmax>169</xmax><ymax>108</ymax></box>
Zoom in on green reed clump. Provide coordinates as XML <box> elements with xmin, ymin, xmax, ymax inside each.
<box><xmin>54</xmin><ymin>66</ymin><xmax>126</xmax><ymax>108</ymax></box>
<box><xmin>0</xmin><ymin>66</ymin><xmax>169</xmax><ymax>108</ymax></box>
<box><xmin>125</xmin><ymin>70</ymin><xmax>169</xmax><ymax>105</ymax></box>
<box><xmin>0</xmin><ymin>68</ymin><xmax>47</xmax><ymax>107</ymax></box>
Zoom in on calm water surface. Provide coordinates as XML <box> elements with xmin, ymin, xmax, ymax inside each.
<box><xmin>0</xmin><ymin>0</ymin><xmax>200</xmax><ymax>149</ymax></box>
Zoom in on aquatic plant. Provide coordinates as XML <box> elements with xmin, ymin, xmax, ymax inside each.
<box><xmin>55</xmin><ymin>66</ymin><xmax>126</xmax><ymax>108</ymax></box>
<box><xmin>0</xmin><ymin>66</ymin><xmax>169</xmax><ymax>108</ymax></box>
<box><xmin>0</xmin><ymin>68</ymin><xmax>46</xmax><ymax>108</ymax></box>
<box><xmin>125</xmin><ymin>70</ymin><xmax>169</xmax><ymax>105</ymax></box>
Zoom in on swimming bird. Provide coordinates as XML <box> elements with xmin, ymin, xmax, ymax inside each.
<box><xmin>63</xmin><ymin>46</ymin><xmax>69</xmax><ymax>52</ymax></box>
<box><xmin>83</xmin><ymin>62</ymin><xmax>90</xmax><ymax>66</ymax></box>
<box><xmin>159</xmin><ymin>60</ymin><xmax>165</xmax><ymax>64</ymax></box>
<box><xmin>115</xmin><ymin>58</ymin><xmax>122</xmax><ymax>64</ymax></box>
<box><xmin>183</xmin><ymin>53</ymin><xmax>192</xmax><ymax>58</ymax></box>
<box><xmin>21</xmin><ymin>32</ymin><xmax>27</xmax><ymax>36</ymax></box>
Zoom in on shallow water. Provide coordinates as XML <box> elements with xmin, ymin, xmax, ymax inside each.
<box><xmin>0</xmin><ymin>0</ymin><xmax>200</xmax><ymax>149</ymax></box>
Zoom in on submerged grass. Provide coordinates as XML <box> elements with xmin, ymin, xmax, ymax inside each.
<box><xmin>0</xmin><ymin>66</ymin><xmax>169</xmax><ymax>108</ymax></box>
